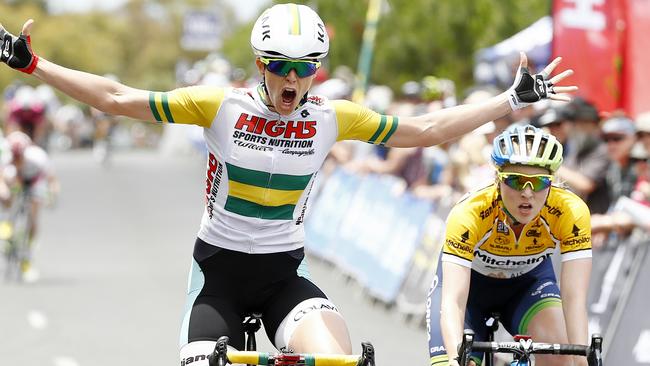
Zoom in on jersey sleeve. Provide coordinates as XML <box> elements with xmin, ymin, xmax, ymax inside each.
<box><xmin>331</xmin><ymin>99</ymin><xmax>399</xmax><ymax>144</ymax></box>
<box><xmin>441</xmin><ymin>202</ymin><xmax>479</xmax><ymax>268</ymax></box>
<box><xmin>557</xmin><ymin>194</ymin><xmax>592</xmax><ymax>261</ymax></box>
<box><xmin>148</xmin><ymin>86</ymin><xmax>225</xmax><ymax>128</ymax></box>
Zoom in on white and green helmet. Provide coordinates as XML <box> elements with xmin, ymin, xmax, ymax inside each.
<box><xmin>250</xmin><ymin>3</ymin><xmax>329</xmax><ymax>60</ymax></box>
<box><xmin>491</xmin><ymin>124</ymin><xmax>564</xmax><ymax>173</ymax></box>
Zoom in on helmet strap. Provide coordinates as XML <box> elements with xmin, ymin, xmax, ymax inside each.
<box><xmin>299</xmin><ymin>91</ymin><xmax>309</xmax><ymax>106</ymax></box>
<box><xmin>496</xmin><ymin>190</ymin><xmax>521</xmax><ymax>226</ymax></box>
<box><xmin>258</xmin><ymin>81</ymin><xmax>273</xmax><ymax>108</ymax></box>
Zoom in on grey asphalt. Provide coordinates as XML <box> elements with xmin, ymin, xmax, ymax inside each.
<box><xmin>0</xmin><ymin>149</ymin><xmax>428</xmax><ymax>366</ymax></box>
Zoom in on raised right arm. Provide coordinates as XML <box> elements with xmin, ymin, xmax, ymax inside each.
<box><xmin>2</xmin><ymin>19</ymin><xmax>156</xmax><ymax>122</ymax></box>
<box><xmin>34</xmin><ymin>58</ymin><xmax>155</xmax><ymax>122</ymax></box>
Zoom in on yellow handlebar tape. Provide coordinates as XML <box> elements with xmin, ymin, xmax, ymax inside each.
<box><xmin>227</xmin><ymin>351</ymin><xmax>361</xmax><ymax>366</ymax></box>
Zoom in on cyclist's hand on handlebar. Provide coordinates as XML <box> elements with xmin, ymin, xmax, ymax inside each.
<box><xmin>0</xmin><ymin>19</ymin><xmax>39</xmax><ymax>74</ymax></box>
<box><xmin>507</xmin><ymin>51</ymin><xmax>577</xmax><ymax>110</ymax></box>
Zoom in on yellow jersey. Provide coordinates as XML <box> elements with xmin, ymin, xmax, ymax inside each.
<box><xmin>442</xmin><ymin>184</ymin><xmax>592</xmax><ymax>278</ymax></box>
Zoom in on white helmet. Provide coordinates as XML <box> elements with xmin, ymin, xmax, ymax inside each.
<box><xmin>491</xmin><ymin>124</ymin><xmax>564</xmax><ymax>173</ymax></box>
<box><xmin>251</xmin><ymin>3</ymin><xmax>329</xmax><ymax>60</ymax></box>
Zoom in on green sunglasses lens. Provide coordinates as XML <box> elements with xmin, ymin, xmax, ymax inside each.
<box><xmin>264</xmin><ymin>59</ymin><xmax>319</xmax><ymax>78</ymax></box>
<box><xmin>501</xmin><ymin>174</ymin><xmax>552</xmax><ymax>192</ymax></box>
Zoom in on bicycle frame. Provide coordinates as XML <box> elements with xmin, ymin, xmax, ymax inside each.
<box><xmin>2</xmin><ymin>182</ymin><xmax>34</xmax><ymax>281</ymax></box>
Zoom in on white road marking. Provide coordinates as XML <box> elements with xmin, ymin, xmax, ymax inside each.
<box><xmin>27</xmin><ymin>310</ymin><xmax>48</xmax><ymax>329</ymax></box>
<box><xmin>634</xmin><ymin>330</ymin><xmax>650</xmax><ymax>363</ymax></box>
<box><xmin>53</xmin><ymin>356</ymin><xmax>80</xmax><ymax>366</ymax></box>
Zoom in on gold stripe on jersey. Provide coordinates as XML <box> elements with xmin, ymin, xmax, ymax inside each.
<box><xmin>223</xmin><ymin>163</ymin><xmax>313</xmax><ymax>220</ymax></box>
<box><xmin>148</xmin><ymin>86</ymin><xmax>225</xmax><ymax>128</ymax></box>
<box><xmin>332</xmin><ymin>99</ymin><xmax>398</xmax><ymax>144</ymax></box>
<box><xmin>229</xmin><ymin>181</ymin><xmax>304</xmax><ymax>207</ymax></box>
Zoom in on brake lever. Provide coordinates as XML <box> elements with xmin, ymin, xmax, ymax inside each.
<box><xmin>588</xmin><ymin>334</ymin><xmax>603</xmax><ymax>366</ymax></box>
<box><xmin>208</xmin><ymin>336</ymin><xmax>230</xmax><ymax>366</ymax></box>
<box><xmin>356</xmin><ymin>342</ymin><xmax>375</xmax><ymax>366</ymax></box>
<box><xmin>456</xmin><ymin>330</ymin><xmax>475</xmax><ymax>366</ymax></box>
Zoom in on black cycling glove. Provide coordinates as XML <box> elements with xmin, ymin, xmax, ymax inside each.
<box><xmin>507</xmin><ymin>65</ymin><xmax>554</xmax><ymax>110</ymax></box>
<box><xmin>0</xmin><ymin>24</ymin><xmax>39</xmax><ymax>74</ymax></box>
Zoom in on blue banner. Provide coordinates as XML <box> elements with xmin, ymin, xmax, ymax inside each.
<box><xmin>306</xmin><ymin>170</ymin><xmax>433</xmax><ymax>303</ymax></box>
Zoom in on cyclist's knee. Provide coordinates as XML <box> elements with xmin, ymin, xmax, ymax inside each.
<box><xmin>534</xmin><ymin>353</ymin><xmax>574</xmax><ymax>366</ymax></box>
<box><xmin>525</xmin><ymin>306</ymin><xmax>568</xmax><ymax>343</ymax></box>
<box><xmin>280</xmin><ymin>298</ymin><xmax>351</xmax><ymax>354</ymax></box>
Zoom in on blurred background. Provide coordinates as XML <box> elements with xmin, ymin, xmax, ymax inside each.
<box><xmin>1</xmin><ymin>0</ymin><xmax>650</xmax><ymax>365</ymax></box>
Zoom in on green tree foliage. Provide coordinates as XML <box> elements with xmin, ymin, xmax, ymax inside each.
<box><xmin>1</xmin><ymin>1</ymin><xmax>549</xmax><ymax>98</ymax></box>
<box><xmin>222</xmin><ymin>0</ymin><xmax>548</xmax><ymax>96</ymax></box>
<box><xmin>0</xmin><ymin>0</ymin><xmax>193</xmax><ymax>93</ymax></box>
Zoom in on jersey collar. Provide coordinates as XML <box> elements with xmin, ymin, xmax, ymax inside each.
<box><xmin>254</xmin><ymin>83</ymin><xmax>309</xmax><ymax>118</ymax></box>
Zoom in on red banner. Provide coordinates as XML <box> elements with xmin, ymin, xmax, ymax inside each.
<box><xmin>552</xmin><ymin>0</ymin><xmax>625</xmax><ymax>114</ymax></box>
<box><xmin>622</xmin><ymin>0</ymin><xmax>650</xmax><ymax>118</ymax></box>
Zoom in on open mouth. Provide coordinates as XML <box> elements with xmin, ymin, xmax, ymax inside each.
<box><xmin>281</xmin><ymin>88</ymin><xmax>297</xmax><ymax>105</ymax></box>
<box><xmin>518</xmin><ymin>203</ymin><xmax>533</xmax><ymax>214</ymax></box>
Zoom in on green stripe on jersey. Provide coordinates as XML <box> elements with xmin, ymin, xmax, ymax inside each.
<box><xmin>380</xmin><ymin>116</ymin><xmax>399</xmax><ymax>144</ymax></box>
<box><xmin>225</xmin><ymin>163</ymin><xmax>312</xmax><ymax>190</ymax></box>
<box><xmin>225</xmin><ymin>196</ymin><xmax>295</xmax><ymax>220</ymax></box>
<box><xmin>368</xmin><ymin>114</ymin><xmax>387</xmax><ymax>144</ymax></box>
<box><xmin>161</xmin><ymin>92</ymin><xmax>175</xmax><ymax>123</ymax></box>
<box><xmin>149</xmin><ymin>92</ymin><xmax>162</xmax><ymax>122</ymax></box>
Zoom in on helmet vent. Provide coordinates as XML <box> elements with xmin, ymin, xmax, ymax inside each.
<box><xmin>549</xmin><ymin>144</ymin><xmax>559</xmax><ymax>159</ymax></box>
<box><xmin>499</xmin><ymin>139</ymin><xmax>508</xmax><ymax>155</ymax></box>
<box><xmin>536</xmin><ymin>138</ymin><xmax>548</xmax><ymax>158</ymax></box>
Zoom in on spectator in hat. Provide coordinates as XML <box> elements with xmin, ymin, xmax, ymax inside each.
<box><xmin>635</xmin><ymin>112</ymin><xmax>650</xmax><ymax>155</ymax></box>
<box><xmin>537</xmin><ymin>102</ymin><xmax>611</xmax><ymax>213</ymax></box>
<box><xmin>590</xmin><ymin>142</ymin><xmax>650</xmax><ymax>247</ymax></box>
<box><xmin>602</xmin><ymin>116</ymin><xmax>638</xmax><ymax>205</ymax></box>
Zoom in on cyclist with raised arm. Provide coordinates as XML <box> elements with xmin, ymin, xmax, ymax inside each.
<box><xmin>0</xmin><ymin>3</ymin><xmax>576</xmax><ymax>363</ymax></box>
<box><xmin>427</xmin><ymin>125</ymin><xmax>592</xmax><ymax>366</ymax></box>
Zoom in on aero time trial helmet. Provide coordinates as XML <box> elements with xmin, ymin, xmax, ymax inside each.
<box><xmin>491</xmin><ymin>125</ymin><xmax>564</xmax><ymax>173</ymax></box>
<box><xmin>251</xmin><ymin>3</ymin><xmax>329</xmax><ymax>60</ymax></box>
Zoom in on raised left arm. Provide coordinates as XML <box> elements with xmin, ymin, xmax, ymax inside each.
<box><xmin>386</xmin><ymin>53</ymin><xmax>577</xmax><ymax>148</ymax></box>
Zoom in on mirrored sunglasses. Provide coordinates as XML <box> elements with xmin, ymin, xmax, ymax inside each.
<box><xmin>498</xmin><ymin>172</ymin><xmax>553</xmax><ymax>192</ymax></box>
<box><xmin>259</xmin><ymin>57</ymin><xmax>320</xmax><ymax>78</ymax></box>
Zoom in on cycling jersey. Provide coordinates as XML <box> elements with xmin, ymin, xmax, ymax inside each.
<box><xmin>441</xmin><ymin>184</ymin><xmax>592</xmax><ymax>278</ymax></box>
<box><xmin>4</xmin><ymin>145</ymin><xmax>51</xmax><ymax>201</ymax></box>
<box><xmin>148</xmin><ymin>85</ymin><xmax>399</xmax><ymax>253</ymax></box>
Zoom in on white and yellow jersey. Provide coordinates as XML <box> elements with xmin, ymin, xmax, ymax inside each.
<box><xmin>442</xmin><ymin>184</ymin><xmax>592</xmax><ymax>278</ymax></box>
<box><xmin>148</xmin><ymin>85</ymin><xmax>399</xmax><ymax>253</ymax></box>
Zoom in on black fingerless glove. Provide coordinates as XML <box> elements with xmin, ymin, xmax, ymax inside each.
<box><xmin>507</xmin><ymin>66</ymin><xmax>554</xmax><ymax>110</ymax></box>
<box><xmin>0</xmin><ymin>25</ymin><xmax>39</xmax><ymax>74</ymax></box>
